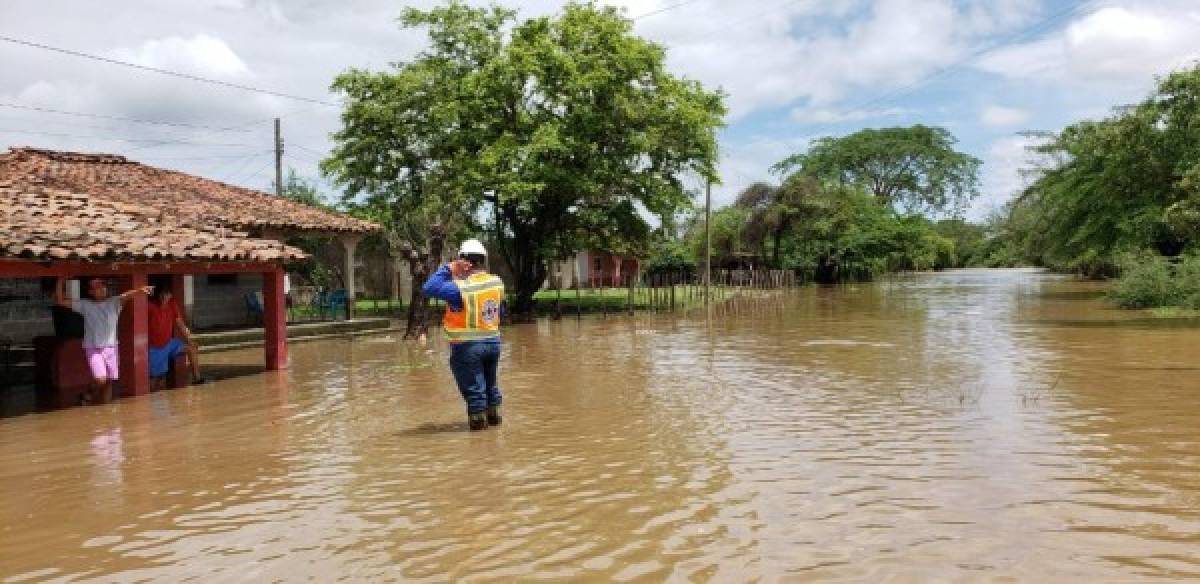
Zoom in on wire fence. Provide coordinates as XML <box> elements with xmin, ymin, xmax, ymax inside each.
<box><xmin>539</xmin><ymin>268</ymin><xmax>798</xmax><ymax>318</ymax></box>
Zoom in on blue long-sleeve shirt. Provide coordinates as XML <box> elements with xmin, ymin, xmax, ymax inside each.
<box><xmin>422</xmin><ymin>265</ymin><xmax>465</xmax><ymax>311</ymax></box>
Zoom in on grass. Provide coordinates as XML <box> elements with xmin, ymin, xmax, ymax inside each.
<box><xmin>1147</xmin><ymin>306</ymin><xmax>1200</xmax><ymax>318</ymax></box>
<box><xmin>289</xmin><ymin>286</ymin><xmax>715</xmax><ymax>320</ymax></box>
<box><xmin>531</xmin><ymin>285</ymin><xmax>709</xmax><ymax>314</ymax></box>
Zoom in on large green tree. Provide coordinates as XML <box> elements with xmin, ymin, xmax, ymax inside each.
<box><xmin>324</xmin><ymin>2</ymin><xmax>724</xmax><ymax>314</ymax></box>
<box><xmin>772</xmin><ymin>125</ymin><xmax>981</xmax><ymax>216</ymax></box>
<box><xmin>997</xmin><ymin>65</ymin><xmax>1200</xmax><ymax>276</ymax></box>
<box><xmin>732</xmin><ymin>175</ymin><xmax>827</xmax><ymax>269</ymax></box>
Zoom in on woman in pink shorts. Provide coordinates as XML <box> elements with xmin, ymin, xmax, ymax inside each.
<box><xmin>55</xmin><ymin>277</ymin><xmax>153</xmax><ymax>404</ymax></box>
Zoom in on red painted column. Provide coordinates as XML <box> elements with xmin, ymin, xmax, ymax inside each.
<box><xmin>117</xmin><ymin>272</ymin><xmax>150</xmax><ymax>397</ymax></box>
<box><xmin>263</xmin><ymin>267</ymin><xmax>288</xmax><ymax>371</ymax></box>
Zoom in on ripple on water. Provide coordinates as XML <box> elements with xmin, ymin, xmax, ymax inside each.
<box><xmin>1</xmin><ymin>270</ymin><xmax>1199</xmax><ymax>580</ymax></box>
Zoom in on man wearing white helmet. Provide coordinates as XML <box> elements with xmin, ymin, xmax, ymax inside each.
<box><xmin>421</xmin><ymin>238</ymin><xmax>507</xmax><ymax>431</ymax></box>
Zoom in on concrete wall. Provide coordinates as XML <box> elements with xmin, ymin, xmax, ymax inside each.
<box><xmin>0</xmin><ymin>278</ymin><xmax>53</xmax><ymax>345</ymax></box>
<box><xmin>191</xmin><ymin>273</ymin><xmax>264</xmax><ymax>330</ymax></box>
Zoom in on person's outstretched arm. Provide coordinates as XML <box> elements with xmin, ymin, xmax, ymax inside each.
<box><xmin>118</xmin><ymin>285</ymin><xmax>155</xmax><ymax>303</ymax></box>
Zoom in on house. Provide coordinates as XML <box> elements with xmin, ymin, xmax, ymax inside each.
<box><xmin>0</xmin><ymin>147</ymin><xmax>380</xmax><ymax>396</ymax></box>
<box><xmin>544</xmin><ymin>250</ymin><xmax>642</xmax><ymax>289</ymax></box>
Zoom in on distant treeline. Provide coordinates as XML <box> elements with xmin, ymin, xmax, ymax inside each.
<box><xmin>644</xmin><ymin>125</ymin><xmax>1005</xmax><ymax>283</ymax></box>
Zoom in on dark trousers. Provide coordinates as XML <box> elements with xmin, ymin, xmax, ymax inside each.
<box><xmin>448</xmin><ymin>341</ymin><xmax>501</xmax><ymax>414</ymax></box>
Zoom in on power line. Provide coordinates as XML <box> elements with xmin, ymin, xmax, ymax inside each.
<box><xmin>0</xmin><ymin>102</ymin><xmax>253</xmax><ymax>132</ymax></box>
<box><xmin>820</xmin><ymin>1</ymin><xmax>1094</xmax><ymax>124</ymax></box>
<box><xmin>289</xmin><ymin>142</ymin><xmax>327</xmax><ymax>158</ymax></box>
<box><xmin>138</xmin><ymin>150</ymin><xmax>274</xmax><ymax>161</ymax></box>
<box><xmin>232</xmin><ymin>157</ymin><xmax>276</xmax><ymax>188</ymax></box>
<box><xmin>121</xmin><ymin>104</ymin><xmax>335</xmax><ymax>152</ymax></box>
<box><xmin>0</xmin><ymin>34</ymin><xmax>340</xmax><ymax>107</ymax></box>
<box><xmin>0</xmin><ymin>126</ymin><xmax>254</xmax><ymax>147</ymax></box>
<box><xmin>216</xmin><ymin>152</ymin><xmax>271</xmax><ymax>183</ymax></box>
<box><xmin>632</xmin><ymin>0</ymin><xmax>705</xmax><ymax>21</ymax></box>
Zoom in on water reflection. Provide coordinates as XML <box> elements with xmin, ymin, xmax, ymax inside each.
<box><xmin>1</xmin><ymin>269</ymin><xmax>1198</xmax><ymax>580</ymax></box>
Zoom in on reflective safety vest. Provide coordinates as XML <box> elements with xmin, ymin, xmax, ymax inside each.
<box><xmin>443</xmin><ymin>272</ymin><xmax>505</xmax><ymax>343</ymax></box>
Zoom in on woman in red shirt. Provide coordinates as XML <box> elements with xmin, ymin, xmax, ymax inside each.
<box><xmin>147</xmin><ymin>283</ymin><xmax>206</xmax><ymax>387</ymax></box>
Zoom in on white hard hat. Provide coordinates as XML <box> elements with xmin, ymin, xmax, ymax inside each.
<box><xmin>458</xmin><ymin>238</ymin><xmax>487</xmax><ymax>256</ymax></box>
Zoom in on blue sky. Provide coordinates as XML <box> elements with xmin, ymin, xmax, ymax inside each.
<box><xmin>1</xmin><ymin>0</ymin><xmax>1198</xmax><ymax>219</ymax></box>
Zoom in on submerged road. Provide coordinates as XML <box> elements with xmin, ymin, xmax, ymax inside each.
<box><xmin>2</xmin><ymin>269</ymin><xmax>1199</xmax><ymax>580</ymax></box>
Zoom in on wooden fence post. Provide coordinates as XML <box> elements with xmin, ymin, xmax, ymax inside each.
<box><xmin>627</xmin><ymin>273</ymin><xmax>634</xmax><ymax>315</ymax></box>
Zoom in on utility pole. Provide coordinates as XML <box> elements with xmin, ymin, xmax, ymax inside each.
<box><xmin>704</xmin><ymin>178</ymin><xmax>712</xmax><ymax>304</ymax></box>
<box><xmin>274</xmin><ymin>117</ymin><xmax>283</xmax><ymax>197</ymax></box>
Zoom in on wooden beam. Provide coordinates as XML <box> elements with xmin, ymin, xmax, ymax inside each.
<box><xmin>262</xmin><ymin>268</ymin><xmax>288</xmax><ymax>371</ymax></box>
<box><xmin>0</xmin><ymin>259</ymin><xmax>283</xmax><ymax>278</ymax></box>
<box><xmin>117</xmin><ymin>273</ymin><xmax>151</xmax><ymax>397</ymax></box>
<box><xmin>339</xmin><ymin>234</ymin><xmax>363</xmax><ymax>320</ymax></box>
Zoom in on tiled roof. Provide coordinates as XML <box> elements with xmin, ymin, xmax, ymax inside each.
<box><xmin>0</xmin><ymin>147</ymin><xmax>379</xmax><ymax>235</ymax></box>
<box><xmin>0</xmin><ymin>184</ymin><xmax>304</xmax><ymax>262</ymax></box>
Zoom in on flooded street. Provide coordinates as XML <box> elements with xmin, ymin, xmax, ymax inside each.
<box><xmin>2</xmin><ymin>269</ymin><xmax>1199</xmax><ymax>581</ymax></box>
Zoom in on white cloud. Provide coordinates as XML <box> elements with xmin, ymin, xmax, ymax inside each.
<box><xmin>112</xmin><ymin>34</ymin><xmax>251</xmax><ymax>78</ymax></box>
<box><xmin>980</xmin><ymin>105</ymin><xmax>1030</xmax><ymax>128</ymax></box>
<box><xmin>968</xmin><ymin>134</ymin><xmax>1047</xmax><ymax>220</ymax></box>
<box><xmin>712</xmin><ymin>134</ymin><xmax>815</xmax><ymax>208</ymax></box>
<box><xmin>634</xmin><ymin>0</ymin><xmax>1041</xmax><ymax>119</ymax></box>
<box><xmin>977</xmin><ymin>2</ymin><xmax>1200</xmax><ymax>86</ymax></box>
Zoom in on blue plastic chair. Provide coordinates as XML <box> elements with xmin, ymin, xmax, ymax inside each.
<box><xmin>310</xmin><ymin>289</ymin><xmax>329</xmax><ymax>320</ymax></box>
<box><xmin>328</xmin><ymin>289</ymin><xmax>348</xmax><ymax>320</ymax></box>
<box><xmin>244</xmin><ymin>291</ymin><xmax>264</xmax><ymax>325</ymax></box>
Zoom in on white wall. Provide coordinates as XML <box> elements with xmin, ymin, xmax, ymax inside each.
<box><xmin>0</xmin><ymin>278</ymin><xmax>53</xmax><ymax>345</ymax></box>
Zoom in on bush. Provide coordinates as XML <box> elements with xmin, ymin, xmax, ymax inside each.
<box><xmin>1107</xmin><ymin>252</ymin><xmax>1200</xmax><ymax>308</ymax></box>
<box><xmin>1174</xmin><ymin>254</ymin><xmax>1200</xmax><ymax>309</ymax></box>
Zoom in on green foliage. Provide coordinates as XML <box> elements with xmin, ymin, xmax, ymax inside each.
<box><xmin>685</xmin><ymin>181</ymin><xmax>969</xmax><ymax>282</ymax></box>
<box><xmin>685</xmin><ymin>206</ymin><xmax>750</xmax><ymax>268</ymax></box>
<box><xmin>643</xmin><ymin>236</ymin><xmax>695</xmax><ymax>275</ymax></box>
<box><xmin>278</xmin><ymin>170</ymin><xmax>340</xmax><ymax>288</ymax></box>
<box><xmin>1104</xmin><ymin>253</ymin><xmax>1190</xmax><ymax>309</ymax></box>
<box><xmin>325</xmin><ymin>1</ymin><xmax>725</xmax><ymax>313</ymax></box>
<box><xmin>992</xmin><ymin>65</ymin><xmax>1200</xmax><ymax>282</ymax></box>
<box><xmin>773</xmin><ymin>125</ymin><xmax>981</xmax><ymax>215</ymax></box>
<box><xmin>932</xmin><ymin>219</ymin><xmax>988</xmax><ymax>268</ymax></box>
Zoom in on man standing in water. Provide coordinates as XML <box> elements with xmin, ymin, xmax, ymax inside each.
<box><xmin>421</xmin><ymin>239</ymin><xmax>505</xmax><ymax>431</ymax></box>
<box><xmin>54</xmin><ymin>277</ymin><xmax>154</xmax><ymax>404</ymax></box>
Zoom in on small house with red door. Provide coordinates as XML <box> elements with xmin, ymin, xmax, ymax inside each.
<box><xmin>575</xmin><ymin>250</ymin><xmax>641</xmax><ymax>288</ymax></box>
<box><xmin>0</xmin><ymin>147</ymin><xmax>379</xmax><ymax>406</ymax></box>
<box><xmin>540</xmin><ymin>250</ymin><xmax>643</xmax><ymax>289</ymax></box>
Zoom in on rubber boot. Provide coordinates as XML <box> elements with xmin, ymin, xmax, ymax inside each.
<box><xmin>486</xmin><ymin>406</ymin><xmax>502</xmax><ymax>426</ymax></box>
<box><xmin>468</xmin><ymin>412</ymin><xmax>488</xmax><ymax>431</ymax></box>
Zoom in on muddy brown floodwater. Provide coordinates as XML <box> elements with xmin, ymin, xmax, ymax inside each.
<box><xmin>2</xmin><ymin>269</ymin><xmax>1200</xmax><ymax>581</ymax></box>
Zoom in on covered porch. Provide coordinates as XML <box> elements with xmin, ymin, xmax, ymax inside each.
<box><xmin>0</xmin><ymin>147</ymin><xmax>382</xmax><ymax>416</ymax></box>
<box><xmin>0</xmin><ymin>260</ymin><xmax>291</xmax><ymax>401</ymax></box>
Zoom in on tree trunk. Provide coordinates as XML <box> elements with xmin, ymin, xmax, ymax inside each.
<box><xmin>771</xmin><ymin>227</ymin><xmax>784</xmax><ymax>269</ymax></box>
<box><xmin>401</xmin><ymin>227</ymin><xmax>447</xmax><ymax>340</ymax></box>
<box><xmin>402</xmin><ymin>254</ymin><xmax>430</xmax><ymax>340</ymax></box>
<box><xmin>815</xmin><ymin>256</ymin><xmax>839</xmax><ymax>284</ymax></box>
<box><xmin>510</xmin><ymin>255</ymin><xmax>547</xmax><ymax>320</ymax></box>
